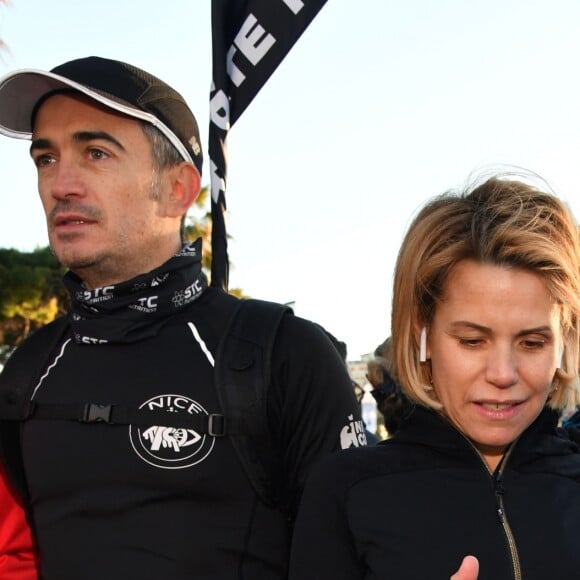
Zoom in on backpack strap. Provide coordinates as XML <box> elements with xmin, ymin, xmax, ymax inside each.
<box><xmin>0</xmin><ymin>300</ymin><xmax>292</xmax><ymax>510</ymax></box>
<box><xmin>0</xmin><ymin>316</ymin><xmax>70</xmax><ymax>501</ymax></box>
<box><xmin>214</xmin><ymin>298</ymin><xmax>291</xmax><ymax>508</ymax></box>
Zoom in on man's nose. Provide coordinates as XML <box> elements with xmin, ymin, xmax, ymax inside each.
<box><xmin>46</xmin><ymin>159</ymin><xmax>85</xmax><ymax>199</ymax></box>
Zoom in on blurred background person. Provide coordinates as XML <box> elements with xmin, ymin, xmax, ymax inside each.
<box><xmin>366</xmin><ymin>337</ymin><xmax>413</xmax><ymax>437</ymax></box>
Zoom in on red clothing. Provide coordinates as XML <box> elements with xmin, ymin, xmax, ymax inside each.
<box><xmin>0</xmin><ymin>465</ymin><xmax>37</xmax><ymax>579</ymax></box>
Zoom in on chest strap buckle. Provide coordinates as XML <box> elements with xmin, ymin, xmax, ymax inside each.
<box><xmin>208</xmin><ymin>413</ymin><xmax>225</xmax><ymax>436</ymax></box>
<box><xmin>81</xmin><ymin>403</ymin><xmax>113</xmax><ymax>423</ymax></box>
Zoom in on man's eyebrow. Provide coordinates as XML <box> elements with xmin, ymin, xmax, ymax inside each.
<box><xmin>29</xmin><ymin>138</ymin><xmax>51</xmax><ymax>156</ymax></box>
<box><xmin>29</xmin><ymin>131</ymin><xmax>126</xmax><ymax>156</ymax></box>
<box><xmin>73</xmin><ymin>131</ymin><xmax>125</xmax><ymax>150</ymax></box>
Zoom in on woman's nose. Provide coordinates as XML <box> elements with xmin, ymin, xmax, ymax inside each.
<box><xmin>485</xmin><ymin>346</ymin><xmax>518</xmax><ymax>388</ymax></box>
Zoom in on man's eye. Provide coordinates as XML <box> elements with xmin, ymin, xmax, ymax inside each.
<box><xmin>33</xmin><ymin>154</ymin><xmax>55</xmax><ymax>168</ymax></box>
<box><xmin>88</xmin><ymin>148</ymin><xmax>108</xmax><ymax>160</ymax></box>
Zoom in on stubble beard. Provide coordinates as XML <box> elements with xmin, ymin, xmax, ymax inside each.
<box><xmin>51</xmin><ymin>176</ymin><xmax>166</xmax><ymax>288</ymax></box>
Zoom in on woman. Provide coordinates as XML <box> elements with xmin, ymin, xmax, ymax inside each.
<box><xmin>289</xmin><ymin>172</ymin><xmax>580</xmax><ymax>580</ymax></box>
<box><xmin>0</xmin><ymin>464</ymin><xmax>37</xmax><ymax>579</ymax></box>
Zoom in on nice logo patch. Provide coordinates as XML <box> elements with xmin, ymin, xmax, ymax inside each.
<box><xmin>130</xmin><ymin>394</ymin><xmax>215</xmax><ymax>469</ymax></box>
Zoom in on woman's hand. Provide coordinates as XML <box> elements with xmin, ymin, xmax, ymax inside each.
<box><xmin>450</xmin><ymin>556</ymin><xmax>479</xmax><ymax>580</ymax></box>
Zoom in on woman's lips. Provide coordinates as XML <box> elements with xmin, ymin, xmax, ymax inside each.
<box><xmin>474</xmin><ymin>400</ymin><xmax>523</xmax><ymax>418</ymax></box>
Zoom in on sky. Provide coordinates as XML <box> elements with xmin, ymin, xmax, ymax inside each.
<box><xmin>0</xmin><ymin>0</ymin><xmax>579</xmax><ymax>360</ymax></box>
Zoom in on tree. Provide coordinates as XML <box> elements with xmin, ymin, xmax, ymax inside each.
<box><xmin>184</xmin><ymin>185</ymin><xmax>245</xmax><ymax>298</ymax></box>
<box><xmin>0</xmin><ymin>246</ymin><xmax>67</xmax><ymax>364</ymax></box>
<box><xmin>184</xmin><ymin>185</ymin><xmax>213</xmax><ymax>272</ymax></box>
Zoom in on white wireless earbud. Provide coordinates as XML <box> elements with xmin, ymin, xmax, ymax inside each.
<box><xmin>419</xmin><ymin>327</ymin><xmax>427</xmax><ymax>363</ymax></box>
<box><xmin>558</xmin><ymin>345</ymin><xmax>564</xmax><ymax>369</ymax></box>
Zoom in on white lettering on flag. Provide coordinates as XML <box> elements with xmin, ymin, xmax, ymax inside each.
<box><xmin>210</xmin><ymin>161</ymin><xmax>226</xmax><ymax>203</ymax></box>
<box><xmin>227</xmin><ymin>45</ymin><xmax>246</xmax><ymax>87</ymax></box>
<box><xmin>235</xmin><ymin>14</ymin><xmax>276</xmax><ymax>65</ymax></box>
<box><xmin>281</xmin><ymin>0</ymin><xmax>304</xmax><ymax>15</ymax></box>
<box><xmin>209</xmin><ymin>83</ymin><xmax>230</xmax><ymax>130</ymax></box>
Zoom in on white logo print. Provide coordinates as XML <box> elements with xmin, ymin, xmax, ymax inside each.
<box><xmin>340</xmin><ymin>414</ymin><xmax>368</xmax><ymax>448</ymax></box>
<box><xmin>151</xmin><ymin>273</ymin><xmax>169</xmax><ymax>287</ymax></box>
<box><xmin>177</xmin><ymin>243</ymin><xmax>198</xmax><ymax>257</ymax></box>
<box><xmin>172</xmin><ymin>280</ymin><xmax>203</xmax><ymax>308</ymax></box>
<box><xmin>80</xmin><ymin>286</ymin><xmax>115</xmax><ymax>304</ymax></box>
<box><xmin>142</xmin><ymin>425</ymin><xmax>201</xmax><ymax>452</ymax></box>
<box><xmin>130</xmin><ymin>394</ymin><xmax>215</xmax><ymax>469</ymax></box>
<box><xmin>129</xmin><ymin>295</ymin><xmax>158</xmax><ymax>313</ymax></box>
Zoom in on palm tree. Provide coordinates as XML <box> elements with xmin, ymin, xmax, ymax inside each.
<box><xmin>184</xmin><ymin>186</ymin><xmax>213</xmax><ymax>273</ymax></box>
<box><xmin>0</xmin><ymin>0</ymin><xmax>10</xmax><ymax>54</ymax></box>
<box><xmin>183</xmin><ymin>186</ymin><xmax>245</xmax><ymax>298</ymax></box>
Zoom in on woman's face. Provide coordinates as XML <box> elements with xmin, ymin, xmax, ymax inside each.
<box><xmin>426</xmin><ymin>259</ymin><xmax>562</xmax><ymax>470</ymax></box>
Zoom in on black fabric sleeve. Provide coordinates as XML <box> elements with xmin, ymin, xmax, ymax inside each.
<box><xmin>267</xmin><ymin>315</ymin><xmax>365</xmax><ymax>516</ymax></box>
<box><xmin>288</xmin><ymin>451</ymin><xmax>364</xmax><ymax>580</ymax></box>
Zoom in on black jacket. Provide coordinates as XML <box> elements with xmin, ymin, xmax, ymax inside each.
<box><xmin>289</xmin><ymin>405</ymin><xmax>580</xmax><ymax>579</ymax></box>
<box><xmin>0</xmin><ymin>287</ymin><xmax>364</xmax><ymax>580</ymax></box>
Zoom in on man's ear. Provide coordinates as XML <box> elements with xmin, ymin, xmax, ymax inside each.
<box><xmin>163</xmin><ymin>163</ymin><xmax>201</xmax><ymax>218</ymax></box>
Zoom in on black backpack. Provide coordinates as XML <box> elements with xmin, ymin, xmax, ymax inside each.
<box><xmin>0</xmin><ymin>298</ymin><xmax>291</xmax><ymax>509</ymax></box>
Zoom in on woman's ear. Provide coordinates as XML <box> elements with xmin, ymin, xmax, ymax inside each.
<box><xmin>163</xmin><ymin>163</ymin><xmax>201</xmax><ymax>218</ymax></box>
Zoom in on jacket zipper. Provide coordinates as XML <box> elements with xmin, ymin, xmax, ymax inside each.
<box><xmin>492</xmin><ymin>448</ymin><xmax>522</xmax><ymax>580</ymax></box>
<box><xmin>452</xmin><ymin>425</ymin><xmax>522</xmax><ymax>580</ymax></box>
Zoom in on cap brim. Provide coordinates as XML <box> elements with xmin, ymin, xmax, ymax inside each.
<box><xmin>0</xmin><ymin>69</ymin><xmax>196</xmax><ymax>168</ymax></box>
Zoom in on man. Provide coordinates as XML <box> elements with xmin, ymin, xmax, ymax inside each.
<box><xmin>0</xmin><ymin>57</ymin><xmax>365</xmax><ymax>579</ymax></box>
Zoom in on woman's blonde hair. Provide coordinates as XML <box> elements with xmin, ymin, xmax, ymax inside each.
<box><xmin>391</xmin><ymin>171</ymin><xmax>580</xmax><ymax>413</ymax></box>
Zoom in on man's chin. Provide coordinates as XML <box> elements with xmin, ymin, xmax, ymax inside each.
<box><xmin>54</xmin><ymin>249</ymin><xmax>100</xmax><ymax>272</ymax></box>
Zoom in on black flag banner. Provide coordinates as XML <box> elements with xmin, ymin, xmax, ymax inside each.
<box><xmin>209</xmin><ymin>0</ymin><xmax>328</xmax><ymax>290</ymax></box>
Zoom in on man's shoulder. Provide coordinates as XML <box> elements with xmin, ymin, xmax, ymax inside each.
<box><xmin>0</xmin><ymin>317</ymin><xmax>70</xmax><ymax>425</ymax></box>
<box><xmin>191</xmin><ymin>290</ymin><xmax>289</xmax><ymax>328</ymax></box>
<box><xmin>273</xmin><ymin>312</ymin><xmax>343</xmax><ymax>362</ymax></box>
<box><xmin>4</xmin><ymin>316</ymin><xmax>69</xmax><ymax>370</ymax></box>
<box><xmin>190</xmin><ymin>290</ymin><xmax>342</xmax><ymax>367</ymax></box>
<box><xmin>27</xmin><ymin>315</ymin><xmax>69</xmax><ymax>341</ymax></box>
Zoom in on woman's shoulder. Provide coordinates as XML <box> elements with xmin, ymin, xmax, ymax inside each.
<box><xmin>306</xmin><ymin>439</ymin><xmax>427</xmax><ymax>490</ymax></box>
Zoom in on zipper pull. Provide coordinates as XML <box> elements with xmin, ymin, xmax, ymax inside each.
<box><xmin>494</xmin><ymin>472</ymin><xmax>505</xmax><ymax>523</ymax></box>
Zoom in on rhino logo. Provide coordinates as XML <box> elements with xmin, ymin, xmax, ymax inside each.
<box><xmin>130</xmin><ymin>394</ymin><xmax>215</xmax><ymax>469</ymax></box>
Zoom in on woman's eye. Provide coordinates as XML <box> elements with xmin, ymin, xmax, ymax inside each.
<box><xmin>458</xmin><ymin>338</ymin><xmax>482</xmax><ymax>347</ymax></box>
<box><xmin>522</xmin><ymin>339</ymin><xmax>546</xmax><ymax>350</ymax></box>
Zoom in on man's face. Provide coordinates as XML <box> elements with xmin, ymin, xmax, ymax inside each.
<box><xmin>31</xmin><ymin>92</ymin><xmax>180</xmax><ymax>289</ymax></box>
